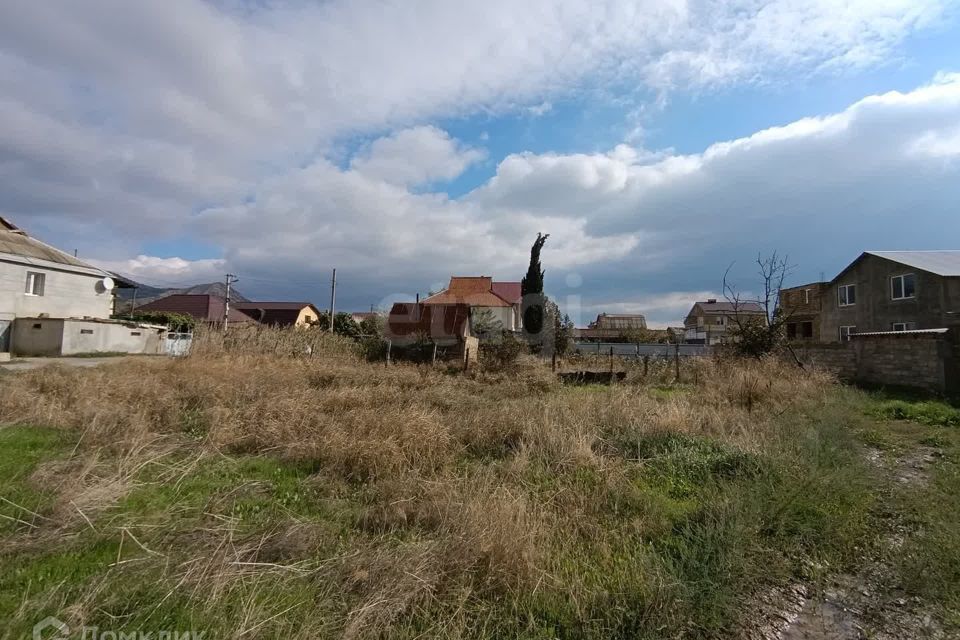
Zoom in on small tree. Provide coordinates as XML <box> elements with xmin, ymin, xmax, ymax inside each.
<box><xmin>316</xmin><ymin>312</ymin><xmax>361</xmax><ymax>338</ymax></box>
<box><xmin>521</xmin><ymin>233</ymin><xmax>550</xmax><ymax>338</ymax></box>
<box><xmin>543</xmin><ymin>299</ymin><xmax>574</xmax><ymax>357</ymax></box>
<box><xmin>471</xmin><ymin>308</ymin><xmax>503</xmax><ymax>343</ymax></box>
<box><xmin>127</xmin><ymin>311</ymin><xmax>196</xmax><ymax>333</ymax></box>
<box><xmin>722</xmin><ymin>251</ymin><xmax>795</xmax><ymax>358</ymax></box>
<box><xmin>618</xmin><ymin>327</ymin><xmax>653</xmax><ymax>345</ymax></box>
<box><xmin>358</xmin><ymin>314</ymin><xmax>384</xmax><ymax>337</ymax></box>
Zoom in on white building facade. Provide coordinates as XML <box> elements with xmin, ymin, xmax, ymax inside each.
<box><xmin>1</xmin><ymin>217</ymin><xmax>114</xmax><ymax>355</ymax></box>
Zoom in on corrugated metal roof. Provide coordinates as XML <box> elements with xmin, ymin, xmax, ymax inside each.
<box><xmin>851</xmin><ymin>328</ymin><xmax>949</xmax><ymax>337</ymax></box>
<box><xmin>695</xmin><ymin>300</ymin><xmax>765</xmax><ymax>314</ymax></box>
<box><xmin>866</xmin><ymin>251</ymin><xmax>960</xmax><ymax>277</ymax></box>
<box><xmin>0</xmin><ymin>217</ymin><xmax>105</xmax><ymax>272</ymax></box>
<box><xmin>137</xmin><ymin>294</ymin><xmax>254</xmax><ymax>323</ymax></box>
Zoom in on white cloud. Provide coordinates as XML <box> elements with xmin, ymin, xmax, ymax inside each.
<box><xmin>93</xmin><ymin>255</ymin><xmax>226</xmax><ymax>286</ymax></box>
<box><xmin>350</xmin><ymin>126</ymin><xmax>485</xmax><ymax>186</ymax></box>
<box><xmin>0</xmin><ymin>1</ymin><xmax>956</xmax><ymax>310</ymax></box>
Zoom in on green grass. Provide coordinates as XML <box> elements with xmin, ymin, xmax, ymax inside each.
<box><xmin>2</xmin><ymin>385</ymin><xmax>957</xmax><ymax>639</ymax></box>
<box><xmin>0</xmin><ymin>425</ymin><xmax>69</xmax><ymax>534</ymax></box>
<box><xmin>868</xmin><ymin>396</ymin><xmax>960</xmax><ymax>428</ymax></box>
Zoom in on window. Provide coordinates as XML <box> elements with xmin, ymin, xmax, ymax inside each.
<box><xmin>839</xmin><ymin>326</ymin><xmax>857</xmax><ymax>342</ymax></box>
<box><xmin>892</xmin><ymin>322</ymin><xmax>915</xmax><ymax>332</ymax></box>
<box><xmin>787</xmin><ymin>323</ymin><xmax>798</xmax><ymax>339</ymax></box>
<box><xmin>716</xmin><ymin>316</ymin><xmax>725</xmax><ymax>325</ymax></box>
<box><xmin>801</xmin><ymin>322</ymin><xmax>814</xmax><ymax>338</ymax></box>
<box><xmin>838</xmin><ymin>284</ymin><xmax>856</xmax><ymax>307</ymax></box>
<box><xmin>80</xmin><ymin>329</ymin><xmax>94</xmax><ymax>335</ymax></box>
<box><xmin>25</xmin><ymin>272</ymin><xmax>45</xmax><ymax>296</ymax></box>
<box><xmin>891</xmin><ymin>274</ymin><xmax>916</xmax><ymax>300</ymax></box>
<box><xmin>130</xmin><ymin>331</ymin><xmax>141</xmax><ymax>336</ymax></box>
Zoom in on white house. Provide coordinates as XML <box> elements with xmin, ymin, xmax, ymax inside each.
<box><xmin>1</xmin><ymin>216</ymin><xmax>116</xmax><ymax>355</ymax></box>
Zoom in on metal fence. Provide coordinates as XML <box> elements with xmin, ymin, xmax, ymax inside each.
<box><xmin>164</xmin><ymin>332</ymin><xmax>193</xmax><ymax>357</ymax></box>
<box><xmin>573</xmin><ymin>342</ymin><xmax>711</xmax><ymax>358</ymax></box>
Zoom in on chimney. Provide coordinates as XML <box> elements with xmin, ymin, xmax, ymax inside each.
<box><xmin>707</xmin><ymin>298</ymin><xmax>717</xmax><ymax>304</ymax></box>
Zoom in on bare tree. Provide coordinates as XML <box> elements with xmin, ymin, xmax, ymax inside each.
<box><xmin>722</xmin><ymin>251</ymin><xmax>800</xmax><ymax>359</ymax></box>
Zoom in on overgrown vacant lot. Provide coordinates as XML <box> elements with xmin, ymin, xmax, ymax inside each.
<box><xmin>1</xmin><ymin>339</ymin><xmax>958</xmax><ymax>639</ymax></box>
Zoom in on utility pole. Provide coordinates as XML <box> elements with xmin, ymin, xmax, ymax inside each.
<box><xmin>223</xmin><ymin>273</ymin><xmax>239</xmax><ymax>331</ymax></box>
<box><xmin>328</xmin><ymin>268</ymin><xmax>337</xmax><ymax>333</ymax></box>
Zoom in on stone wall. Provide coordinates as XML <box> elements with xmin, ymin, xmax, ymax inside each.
<box><xmin>793</xmin><ymin>329</ymin><xmax>960</xmax><ymax>395</ymax></box>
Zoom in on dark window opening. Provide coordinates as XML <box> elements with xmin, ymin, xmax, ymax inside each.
<box><xmin>801</xmin><ymin>322</ymin><xmax>813</xmax><ymax>338</ymax></box>
<box><xmin>80</xmin><ymin>329</ymin><xmax>94</xmax><ymax>335</ymax></box>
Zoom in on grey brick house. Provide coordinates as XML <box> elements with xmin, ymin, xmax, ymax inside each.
<box><xmin>822</xmin><ymin>251</ymin><xmax>960</xmax><ymax>342</ymax></box>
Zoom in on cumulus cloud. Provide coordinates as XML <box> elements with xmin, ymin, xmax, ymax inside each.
<box><xmin>350</xmin><ymin>126</ymin><xmax>485</xmax><ymax>186</ymax></box>
<box><xmin>108</xmin><ymin>73</ymin><xmax>960</xmax><ymax>327</ymax></box>
<box><xmin>0</xmin><ymin>1</ymin><xmax>956</xmax><ymax>319</ymax></box>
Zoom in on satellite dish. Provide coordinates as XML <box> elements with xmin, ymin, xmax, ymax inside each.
<box><xmin>97</xmin><ymin>277</ymin><xmax>115</xmax><ymax>293</ymax></box>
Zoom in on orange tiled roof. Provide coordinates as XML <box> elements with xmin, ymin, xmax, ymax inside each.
<box><xmin>422</xmin><ymin>276</ymin><xmax>512</xmax><ymax>307</ymax></box>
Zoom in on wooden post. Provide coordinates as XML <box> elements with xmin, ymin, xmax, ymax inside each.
<box><xmin>609</xmin><ymin>346</ymin><xmax>614</xmax><ymax>373</ymax></box>
<box><xmin>643</xmin><ymin>355</ymin><xmax>649</xmax><ymax>377</ymax></box>
<box><xmin>551</xmin><ymin>352</ymin><xmax>557</xmax><ymax>372</ymax></box>
<box><xmin>675</xmin><ymin>339</ymin><xmax>681</xmax><ymax>379</ymax></box>
<box><xmin>386</xmin><ymin>340</ymin><xmax>392</xmax><ymax>367</ymax></box>
<box><xmin>463</xmin><ymin>347</ymin><xmax>470</xmax><ymax>372</ymax></box>
<box><xmin>431</xmin><ymin>342</ymin><xmax>438</xmax><ymax>365</ymax></box>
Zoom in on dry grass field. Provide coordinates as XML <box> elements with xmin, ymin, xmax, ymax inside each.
<box><xmin>1</xmin><ymin>327</ymin><xmax>958</xmax><ymax>639</ymax></box>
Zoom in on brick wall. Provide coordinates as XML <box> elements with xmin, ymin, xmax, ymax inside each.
<box><xmin>793</xmin><ymin>329</ymin><xmax>960</xmax><ymax>394</ymax></box>
<box><xmin>793</xmin><ymin>343</ymin><xmax>858</xmax><ymax>380</ymax></box>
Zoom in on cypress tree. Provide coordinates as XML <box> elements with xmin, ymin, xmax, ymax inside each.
<box><xmin>521</xmin><ymin>233</ymin><xmax>549</xmax><ymax>335</ymax></box>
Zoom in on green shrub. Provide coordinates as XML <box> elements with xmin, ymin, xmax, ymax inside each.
<box><xmin>481</xmin><ymin>331</ymin><xmax>526</xmax><ymax>368</ymax></box>
<box><xmin>870</xmin><ymin>399</ymin><xmax>960</xmax><ymax>427</ymax></box>
<box><xmin>126</xmin><ymin>311</ymin><xmax>195</xmax><ymax>332</ymax></box>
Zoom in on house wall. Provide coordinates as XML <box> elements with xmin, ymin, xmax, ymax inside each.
<box><xmin>684</xmin><ymin>312</ymin><xmax>761</xmax><ymax>344</ymax></box>
<box><xmin>793</xmin><ymin>329</ymin><xmax>960</xmax><ymax>394</ymax></box>
<box><xmin>822</xmin><ymin>255</ymin><xmax>960</xmax><ymax>342</ymax></box>
<box><xmin>0</xmin><ymin>260</ymin><xmax>112</xmax><ymax>322</ymax></box>
<box><xmin>296</xmin><ymin>307</ymin><xmax>318</xmax><ymax>326</ymax></box>
<box><xmin>11</xmin><ymin>319</ymin><xmax>64</xmax><ymax>356</ymax></box>
<box><xmin>12</xmin><ymin>318</ymin><xmax>165</xmax><ymax>356</ymax></box>
<box><xmin>781</xmin><ymin>283</ymin><xmax>826</xmax><ymax>342</ymax></box>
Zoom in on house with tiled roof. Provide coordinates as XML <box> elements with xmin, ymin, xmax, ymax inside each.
<box><xmin>235</xmin><ymin>301</ymin><xmax>323</xmax><ymax>327</ymax></box>
<box><xmin>684</xmin><ymin>298</ymin><xmax>766</xmax><ymax>345</ymax></box>
<box><xmin>136</xmin><ymin>294</ymin><xmax>255</xmax><ymax>326</ymax></box>
<box><xmin>422</xmin><ymin>276</ymin><xmax>523</xmax><ymax>331</ymax></box>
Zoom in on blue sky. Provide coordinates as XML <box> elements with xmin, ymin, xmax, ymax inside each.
<box><xmin>2</xmin><ymin>1</ymin><xmax>960</xmax><ymax>326</ymax></box>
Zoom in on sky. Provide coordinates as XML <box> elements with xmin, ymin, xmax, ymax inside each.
<box><xmin>2</xmin><ymin>0</ymin><xmax>960</xmax><ymax>328</ymax></box>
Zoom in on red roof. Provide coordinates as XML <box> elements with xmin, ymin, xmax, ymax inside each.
<box><xmin>422</xmin><ymin>276</ymin><xmax>511</xmax><ymax>308</ymax></box>
<box><xmin>491</xmin><ymin>281</ymin><xmax>521</xmax><ymax>305</ymax></box>
<box><xmin>387</xmin><ymin>303</ymin><xmax>470</xmax><ymax>339</ymax></box>
<box><xmin>137</xmin><ymin>294</ymin><xmax>254</xmax><ymax>324</ymax></box>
